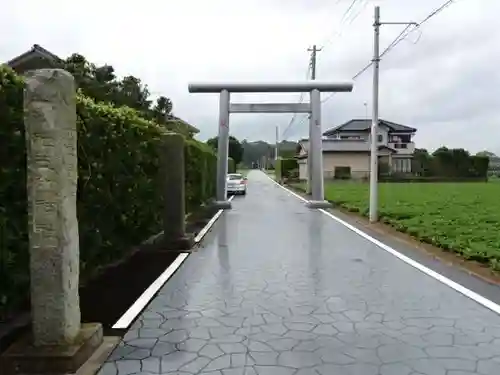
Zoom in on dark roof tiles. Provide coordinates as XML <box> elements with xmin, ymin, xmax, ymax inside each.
<box><xmin>323</xmin><ymin>119</ymin><xmax>416</xmax><ymax>135</ymax></box>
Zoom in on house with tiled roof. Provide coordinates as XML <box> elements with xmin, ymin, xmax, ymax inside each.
<box><xmin>296</xmin><ymin>119</ymin><xmax>417</xmax><ymax>180</ymax></box>
<box><xmin>5</xmin><ymin>44</ymin><xmax>63</xmax><ymax>74</ymax></box>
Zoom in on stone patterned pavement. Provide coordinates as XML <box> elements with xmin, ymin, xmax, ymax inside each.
<box><xmin>98</xmin><ymin>171</ymin><xmax>500</xmax><ymax>375</ymax></box>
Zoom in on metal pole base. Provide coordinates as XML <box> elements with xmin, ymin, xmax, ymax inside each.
<box><xmin>306</xmin><ymin>200</ymin><xmax>332</xmax><ymax>209</ymax></box>
<box><xmin>213</xmin><ymin>200</ymin><xmax>232</xmax><ymax>209</ymax></box>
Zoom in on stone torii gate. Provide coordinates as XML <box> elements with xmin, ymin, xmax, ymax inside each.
<box><xmin>188</xmin><ymin>82</ymin><xmax>353</xmax><ymax>209</ymax></box>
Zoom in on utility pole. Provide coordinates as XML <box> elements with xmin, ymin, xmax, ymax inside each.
<box><xmin>369</xmin><ymin>6</ymin><xmax>417</xmax><ymax>223</ymax></box>
<box><xmin>307</xmin><ymin>45</ymin><xmax>322</xmax><ymax>194</ymax></box>
<box><xmin>369</xmin><ymin>8</ymin><xmax>381</xmax><ymax>223</ymax></box>
<box><xmin>308</xmin><ymin>45</ymin><xmax>322</xmax><ymax>80</ymax></box>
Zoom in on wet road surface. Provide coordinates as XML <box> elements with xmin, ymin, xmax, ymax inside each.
<box><xmin>99</xmin><ymin>171</ymin><xmax>500</xmax><ymax>375</ymax></box>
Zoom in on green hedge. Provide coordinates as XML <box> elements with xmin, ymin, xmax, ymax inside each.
<box><xmin>379</xmin><ymin>175</ymin><xmax>488</xmax><ymax>183</ymax></box>
<box><xmin>0</xmin><ymin>66</ymin><xmax>27</xmax><ymax>317</ymax></box>
<box><xmin>185</xmin><ymin>140</ymin><xmax>217</xmax><ymax>212</ymax></box>
<box><xmin>0</xmin><ymin>67</ymin><xmax>216</xmax><ymax>319</ymax></box>
<box><xmin>275</xmin><ymin>158</ymin><xmax>298</xmax><ymax>181</ymax></box>
<box><xmin>228</xmin><ymin>157</ymin><xmax>236</xmax><ymax>173</ymax></box>
<box><xmin>334</xmin><ymin>166</ymin><xmax>351</xmax><ymax>180</ymax></box>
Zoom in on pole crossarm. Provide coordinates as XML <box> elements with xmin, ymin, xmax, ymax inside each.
<box><xmin>380</xmin><ymin>21</ymin><xmax>419</xmax><ymax>25</ymax></box>
<box><xmin>229</xmin><ymin>103</ymin><xmax>311</xmax><ymax>114</ymax></box>
<box><xmin>188</xmin><ymin>81</ymin><xmax>353</xmax><ymax>93</ymax></box>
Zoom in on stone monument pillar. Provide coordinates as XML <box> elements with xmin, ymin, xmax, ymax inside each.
<box><xmin>0</xmin><ymin>69</ymin><xmax>103</xmax><ymax>374</ymax></box>
<box><xmin>26</xmin><ymin>68</ymin><xmax>81</xmax><ymax>346</ymax></box>
<box><xmin>160</xmin><ymin>133</ymin><xmax>193</xmax><ymax>250</ymax></box>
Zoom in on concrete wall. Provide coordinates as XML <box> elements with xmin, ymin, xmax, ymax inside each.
<box><xmin>323</xmin><ymin>153</ymin><xmax>370</xmax><ymax>179</ymax></box>
<box><xmin>388</xmin><ymin>141</ymin><xmax>415</xmax><ymax>155</ymax></box>
<box><xmin>298</xmin><ymin>151</ymin><xmax>399</xmax><ymax>180</ymax></box>
<box><xmin>298</xmin><ymin>159</ymin><xmax>308</xmax><ymax>180</ymax></box>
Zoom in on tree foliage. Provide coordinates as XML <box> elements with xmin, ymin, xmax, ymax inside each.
<box><xmin>476</xmin><ymin>151</ymin><xmax>500</xmax><ymax>173</ymax></box>
<box><xmin>240</xmin><ymin>140</ymin><xmax>298</xmax><ymax>168</ymax></box>
<box><xmin>61</xmin><ymin>53</ymin><xmax>195</xmax><ymax>137</ymax></box>
<box><xmin>275</xmin><ymin>158</ymin><xmax>299</xmax><ymax>181</ymax></box>
<box><xmin>207</xmin><ymin>135</ymin><xmax>244</xmax><ymax>166</ymax></box>
<box><xmin>410</xmin><ymin>147</ymin><xmax>489</xmax><ymax>179</ymax></box>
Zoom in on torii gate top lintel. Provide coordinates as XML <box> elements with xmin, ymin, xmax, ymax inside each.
<box><xmin>188</xmin><ymin>81</ymin><xmax>353</xmax><ymax>93</ymax></box>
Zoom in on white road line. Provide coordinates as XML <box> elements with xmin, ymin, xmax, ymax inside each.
<box><xmin>112</xmin><ymin>253</ymin><xmax>189</xmax><ymax>329</ymax></box>
<box><xmin>266</xmin><ymin>174</ymin><xmax>308</xmax><ymax>202</ymax></box>
<box><xmin>194</xmin><ymin>195</ymin><xmax>235</xmax><ymax>243</ymax></box>
<box><xmin>113</xmin><ymin>194</ymin><xmax>234</xmax><ymax>329</ymax></box>
<box><xmin>263</xmin><ymin>171</ymin><xmax>500</xmax><ymax>315</ymax></box>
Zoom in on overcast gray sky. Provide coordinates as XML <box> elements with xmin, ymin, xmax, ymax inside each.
<box><xmin>1</xmin><ymin>0</ymin><xmax>499</xmax><ymax>154</ymax></box>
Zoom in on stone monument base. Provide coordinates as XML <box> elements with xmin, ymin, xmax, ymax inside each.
<box><xmin>306</xmin><ymin>200</ymin><xmax>333</xmax><ymax>209</ymax></box>
<box><xmin>213</xmin><ymin>200</ymin><xmax>232</xmax><ymax>209</ymax></box>
<box><xmin>0</xmin><ymin>323</ymin><xmax>103</xmax><ymax>375</ymax></box>
<box><xmin>161</xmin><ymin>234</ymin><xmax>195</xmax><ymax>251</ymax></box>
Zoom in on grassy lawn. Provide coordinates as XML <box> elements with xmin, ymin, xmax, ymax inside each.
<box><xmin>291</xmin><ymin>181</ymin><xmax>500</xmax><ymax>270</ymax></box>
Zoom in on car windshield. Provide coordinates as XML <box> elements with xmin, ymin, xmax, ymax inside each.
<box><xmin>228</xmin><ymin>174</ymin><xmax>242</xmax><ymax>180</ymax></box>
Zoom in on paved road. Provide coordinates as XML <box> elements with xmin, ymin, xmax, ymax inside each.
<box><xmin>99</xmin><ymin>171</ymin><xmax>500</xmax><ymax>375</ymax></box>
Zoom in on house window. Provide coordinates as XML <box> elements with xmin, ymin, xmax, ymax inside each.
<box><xmin>392</xmin><ymin>158</ymin><xmax>412</xmax><ymax>173</ymax></box>
<box><xmin>390</xmin><ymin>134</ymin><xmax>412</xmax><ymax>143</ymax></box>
<box><xmin>377</xmin><ymin>134</ymin><xmax>383</xmax><ymax>142</ymax></box>
<box><xmin>392</xmin><ymin>159</ymin><xmax>400</xmax><ymax>172</ymax></box>
<box><xmin>394</xmin><ymin>143</ymin><xmax>408</xmax><ymax>149</ymax></box>
<box><xmin>405</xmin><ymin>159</ymin><xmax>412</xmax><ymax>172</ymax></box>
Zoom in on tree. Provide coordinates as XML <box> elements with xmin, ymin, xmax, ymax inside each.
<box><xmin>61</xmin><ymin>52</ymin><xmax>201</xmax><ymax>137</ymax></box>
<box><xmin>476</xmin><ymin>151</ymin><xmax>497</xmax><ymax>158</ymax></box>
<box><xmin>207</xmin><ymin>136</ymin><xmax>244</xmax><ymax>166</ymax></box>
<box><xmin>116</xmin><ymin>75</ymin><xmax>152</xmax><ymax>111</ymax></box>
<box><xmin>279</xmin><ymin>148</ymin><xmax>296</xmax><ymax>158</ymax></box>
<box><xmin>412</xmin><ymin>148</ymin><xmax>433</xmax><ymax>176</ymax></box>
<box><xmin>63</xmin><ymin>54</ymin><xmax>152</xmax><ymax>112</ymax></box>
<box><xmin>153</xmin><ymin>96</ymin><xmax>173</xmax><ymax>118</ymax></box>
<box><xmin>477</xmin><ymin>151</ymin><xmax>500</xmax><ymax>174</ymax></box>
<box><xmin>240</xmin><ymin>140</ymin><xmax>298</xmax><ymax>168</ymax></box>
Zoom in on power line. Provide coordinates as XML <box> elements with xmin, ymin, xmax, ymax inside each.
<box><xmin>350</xmin><ymin>23</ymin><xmax>414</xmax><ymax>81</ymax></box>
<box><xmin>281</xmin><ymin>62</ymin><xmax>312</xmax><ymax>139</ymax></box>
<box><xmin>421</xmin><ymin>0</ymin><xmax>455</xmax><ymax>24</ymax></box>
<box><xmin>321</xmin><ymin>0</ymin><xmax>368</xmax><ymax>49</ymax></box>
<box><xmin>340</xmin><ymin>0</ymin><xmax>362</xmax><ymax>24</ymax></box>
<box><xmin>345</xmin><ymin>0</ymin><xmax>370</xmax><ymax>25</ymax></box>
<box><xmin>321</xmin><ymin>0</ymin><xmax>458</xmax><ymax>104</ymax></box>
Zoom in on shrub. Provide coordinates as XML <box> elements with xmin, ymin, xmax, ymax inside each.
<box><xmin>275</xmin><ymin>159</ymin><xmax>282</xmax><ymax>180</ymax></box>
<box><xmin>276</xmin><ymin>158</ymin><xmax>298</xmax><ymax>181</ymax></box>
<box><xmin>228</xmin><ymin>157</ymin><xmax>236</xmax><ymax>173</ymax></box>
<box><xmin>0</xmin><ymin>66</ymin><xmax>28</xmax><ymax>318</ymax></box>
<box><xmin>0</xmin><ymin>66</ymin><xmax>216</xmax><ymax>319</ymax></box>
<box><xmin>379</xmin><ymin>176</ymin><xmax>487</xmax><ymax>183</ymax></box>
<box><xmin>334</xmin><ymin>166</ymin><xmax>351</xmax><ymax>180</ymax></box>
<box><xmin>76</xmin><ymin>96</ymin><xmax>167</xmax><ymax>272</ymax></box>
<box><xmin>288</xmin><ymin>168</ymin><xmax>299</xmax><ymax>180</ymax></box>
<box><xmin>378</xmin><ymin>161</ymin><xmax>390</xmax><ymax>177</ymax></box>
<box><xmin>184</xmin><ymin>140</ymin><xmax>216</xmax><ymax>212</ymax></box>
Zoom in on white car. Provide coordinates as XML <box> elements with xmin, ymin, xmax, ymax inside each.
<box><xmin>227</xmin><ymin>173</ymin><xmax>247</xmax><ymax>195</ymax></box>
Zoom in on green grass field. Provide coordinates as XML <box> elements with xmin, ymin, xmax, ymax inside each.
<box><xmin>292</xmin><ymin>181</ymin><xmax>500</xmax><ymax>270</ymax></box>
